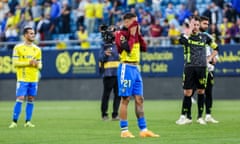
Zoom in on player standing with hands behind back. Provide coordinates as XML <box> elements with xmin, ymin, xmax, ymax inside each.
<box><xmin>115</xmin><ymin>13</ymin><xmax>159</xmax><ymax>138</ymax></box>
<box><xmin>176</xmin><ymin>16</ymin><xmax>218</xmax><ymax>125</ymax></box>
<box><xmin>9</xmin><ymin>26</ymin><xmax>42</xmax><ymax>128</ymax></box>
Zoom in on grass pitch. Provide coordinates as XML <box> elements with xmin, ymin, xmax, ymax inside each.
<box><xmin>0</xmin><ymin>100</ymin><xmax>239</xmax><ymax>144</ymax></box>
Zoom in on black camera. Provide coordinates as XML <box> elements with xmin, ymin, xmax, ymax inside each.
<box><xmin>99</xmin><ymin>24</ymin><xmax>116</xmax><ymax>44</ymax></box>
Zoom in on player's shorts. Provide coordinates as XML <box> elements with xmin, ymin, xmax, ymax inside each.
<box><xmin>117</xmin><ymin>63</ymin><xmax>143</xmax><ymax>96</ymax></box>
<box><xmin>16</xmin><ymin>81</ymin><xmax>38</xmax><ymax>97</ymax></box>
<box><xmin>183</xmin><ymin>67</ymin><xmax>207</xmax><ymax>89</ymax></box>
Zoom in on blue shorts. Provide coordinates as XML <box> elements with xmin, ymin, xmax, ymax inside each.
<box><xmin>16</xmin><ymin>82</ymin><xmax>38</xmax><ymax>97</ymax></box>
<box><xmin>117</xmin><ymin>63</ymin><xmax>143</xmax><ymax>96</ymax></box>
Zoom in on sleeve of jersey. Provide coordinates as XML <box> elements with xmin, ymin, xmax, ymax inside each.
<box><xmin>139</xmin><ymin>35</ymin><xmax>147</xmax><ymax>52</ymax></box>
<box><xmin>12</xmin><ymin>48</ymin><xmax>30</xmax><ymax>67</ymax></box>
<box><xmin>206</xmin><ymin>35</ymin><xmax>219</xmax><ymax>51</ymax></box>
<box><xmin>36</xmin><ymin>49</ymin><xmax>42</xmax><ymax>69</ymax></box>
<box><xmin>179</xmin><ymin>34</ymin><xmax>188</xmax><ymax>45</ymax></box>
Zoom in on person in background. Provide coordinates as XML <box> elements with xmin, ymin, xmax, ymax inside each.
<box><xmin>77</xmin><ymin>25</ymin><xmax>90</xmax><ymax>49</ymax></box>
<box><xmin>98</xmin><ymin>24</ymin><xmax>121</xmax><ymax>121</ymax></box>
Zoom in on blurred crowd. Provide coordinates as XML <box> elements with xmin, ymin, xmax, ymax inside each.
<box><xmin>0</xmin><ymin>0</ymin><xmax>240</xmax><ymax>50</ymax></box>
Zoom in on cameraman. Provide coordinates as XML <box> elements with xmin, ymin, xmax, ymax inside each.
<box><xmin>98</xmin><ymin>25</ymin><xmax>121</xmax><ymax>121</ymax></box>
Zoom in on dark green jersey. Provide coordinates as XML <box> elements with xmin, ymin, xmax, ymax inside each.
<box><xmin>179</xmin><ymin>32</ymin><xmax>218</xmax><ymax>67</ymax></box>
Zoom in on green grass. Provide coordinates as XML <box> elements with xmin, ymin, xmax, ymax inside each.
<box><xmin>0</xmin><ymin>100</ymin><xmax>240</xmax><ymax>144</ymax></box>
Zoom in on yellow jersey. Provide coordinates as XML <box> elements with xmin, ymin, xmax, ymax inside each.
<box><xmin>120</xmin><ymin>43</ymin><xmax>140</xmax><ymax>62</ymax></box>
<box><xmin>95</xmin><ymin>3</ymin><xmax>104</xmax><ymax>19</ymax></box>
<box><xmin>12</xmin><ymin>43</ymin><xmax>42</xmax><ymax>82</ymax></box>
<box><xmin>77</xmin><ymin>31</ymin><xmax>90</xmax><ymax>49</ymax></box>
<box><xmin>84</xmin><ymin>3</ymin><xmax>95</xmax><ymax>18</ymax></box>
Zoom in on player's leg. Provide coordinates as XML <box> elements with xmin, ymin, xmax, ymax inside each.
<box><xmin>9</xmin><ymin>82</ymin><xmax>27</xmax><ymax>128</ymax></box>
<box><xmin>196</xmin><ymin>67</ymin><xmax>207</xmax><ymax>125</ymax></box>
<box><xmin>101</xmin><ymin>77</ymin><xmax>112</xmax><ymax>120</ymax></box>
<box><xmin>176</xmin><ymin>67</ymin><xmax>193</xmax><ymax>125</ymax></box>
<box><xmin>205</xmin><ymin>72</ymin><xmax>219</xmax><ymax>123</ymax></box>
<box><xmin>112</xmin><ymin>76</ymin><xmax>121</xmax><ymax>120</ymax></box>
<box><xmin>117</xmin><ymin>64</ymin><xmax>134</xmax><ymax>138</ymax></box>
<box><xmin>24</xmin><ymin>82</ymin><xmax>38</xmax><ymax>128</ymax></box>
<box><xmin>205</xmin><ymin>72</ymin><xmax>213</xmax><ymax>115</ymax></box>
<box><xmin>133</xmin><ymin>69</ymin><xmax>159</xmax><ymax>137</ymax></box>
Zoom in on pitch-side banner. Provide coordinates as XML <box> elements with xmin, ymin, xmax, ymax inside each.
<box><xmin>0</xmin><ymin>45</ymin><xmax>240</xmax><ymax>79</ymax></box>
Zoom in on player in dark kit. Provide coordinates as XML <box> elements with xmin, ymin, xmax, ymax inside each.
<box><xmin>199</xmin><ymin>16</ymin><xmax>219</xmax><ymax>123</ymax></box>
<box><xmin>176</xmin><ymin>16</ymin><xmax>219</xmax><ymax>125</ymax></box>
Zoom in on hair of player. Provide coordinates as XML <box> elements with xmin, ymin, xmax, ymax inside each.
<box><xmin>23</xmin><ymin>26</ymin><xmax>33</xmax><ymax>35</ymax></box>
<box><xmin>123</xmin><ymin>13</ymin><xmax>136</xmax><ymax>20</ymax></box>
<box><xmin>200</xmin><ymin>16</ymin><xmax>209</xmax><ymax>22</ymax></box>
<box><xmin>189</xmin><ymin>15</ymin><xmax>201</xmax><ymax>21</ymax></box>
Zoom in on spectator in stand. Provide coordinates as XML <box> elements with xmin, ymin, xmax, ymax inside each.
<box><xmin>165</xmin><ymin>2</ymin><xmax>176</xmax><ymax>22</ymax></box>
<box><xmin>127</xmin><ymin>0</ymin><xmax>136</xmax><ymax>10</ymax></box>
<box><xmin>209</xmin><ymin>23</ymin><xmax>221</xmax><ymax>44</ymax></box>
<box><xmin>140</xmin><ymin>19</ymin><xmax>150</xmax><ymax>37</ymax></box>
<box><xmin>37</xmin><ymin>14</ymin><xmax>53</xmax><ymax>41</ymax></box>
<box><xmin>178</xmin><ymin>4</ymin><xmax>192</xmax><ymax>25</ymax></box>
<box><xmin>5</xmin><ymin>24</ymin><xmax>19</xmax><ymax>49</ymax></box>
<box><xmin>60</xmin><ymin>0</ymin><xmax>71</xmax><ymax>34</ymax></box>
<box><xmin>168</xmin><ymin>23</ymin><xmax>180</xmax><ymax>45</ymax></box>
<box><xmin>202</xmin><ymin>4</ymin><xmax>211</xmax><ymax>20</ymax></box>
<box><xmin>8</xmin><ymin>0</ymin><xmax>19</xmax><ymax>14</ymax></box>
<box><xmin>161</xmin><ymin>19</ymin><xmax>170</xmax><ymax>46</ymax></box>
<box><xmin>31</xmin><ymin>0</ymin><xmax>43</xmax><ymax>29</ymax></box>
<box><xmin>50</xmin><ymin>0</ymin><xmax>62</xmax><ymax>34</ymax></box>
<box><xmin>84</xmin><ymin>0</ymin><xmax>95</xmax><ymax>34</ymax></box>
<box><xmin>94</xmin><ymin>0</ymin><xmax>104</xmax><ymax>32</ymax></box>
<box><xmin>210</xmin><ymin>2</ymin><xmax>221</xmax><ymax>24</ymax></box>
<box><xmin>103</xmin><ymin>0</ymin><xmax>112</xmax><ymax>25</ymax></box>
<box><xmin>231</xmin><ymin>0</ymin><xmax>240</xmax><ymax>18</ymax></box>
<box><xmin>43</xmin><ymin>1</ymin><xmax>51</xmax><ymax>16</ymax></box>
<box><xmin>149</xmin><ymin>19</ymin><xmax>162</xmax><ymax>46</ymax></box>
<box><xmin>152</xmin><ymin>0</ymin><xmax>161</xmax><ymax>13</ymax></box>
<box><xmin>226</xmin><ymin>21</ymin><xmax>240</xmax><ymax>44</ymax></box>
<box><xmin>0</xmin><ymin>1</ymin><xmax>9</xmax><ymax>23</ymax></box>
<box><xmin>186</xmin><ymin>0</ymin><xmax>196</xmax><ymax>13</ymax></box>
<box><xmin>109</xmin><ymin>0</ymin><xmax>122</xmax><ymax>25</ymax></box>
<box><xmin>76</xmin><ymin>0</ymin><xmax>86</xmax><ymax>28</ymax></box>
<box><xmin>18</xmin><ymin>14</ymin><xmax>35</xmax><ymax>36</ymax></box>
<box><xmin>77</xmin><ymin>25</ymin><xmax>90</xmax><ymax>49</ymax></box>
<box><xmin>223</xmin><ymin>3</ymin><xmax>233</xmax><ymax>23</ymax></box>
<box><xmin>219</xmin><ymin>17</ymin><xmax>232</xmax><ymax>44</ymax></box>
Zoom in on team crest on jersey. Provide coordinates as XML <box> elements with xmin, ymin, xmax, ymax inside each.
<box><xmin>120</xmin><ymin>35</ymin><xmax>126</xmax><ymax>43</ymax></box>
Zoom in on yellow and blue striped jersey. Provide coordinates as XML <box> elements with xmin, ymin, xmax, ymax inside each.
<box><xmin>12</xmin><ymin>43</ymin><xmax>42</xmax><ymax>82</ymax></box>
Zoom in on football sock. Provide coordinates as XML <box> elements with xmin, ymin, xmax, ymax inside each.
<box><xmin>181</xmin><ymin>96</ymin><xmax>192</xmax><ymax>119</ymax></box>
<box><xmin>197</xmin><ymin>94</ymin><xmax>204</xmax><ymax>118</ymax></box>
<box><xmin>205</xmin><ymin>87</ymin><xmax>212</xmax><ymax>114</ymax></box>
<box><xmin>26</xmin><ymin>101</ymin><xmax>34</xmax><ymax>122</ymax></box>
<box><xmin>120</xmin><ymin>120</ymin><xmax>128</xmax><ymax>131</ymax></box>
<box><xmin>13</xmin><ymin>99</ymin><xmax>23</xmax><ymax>122</ymax></box>
<box><xmin>138</xmin><ymin>117</ymin><xmax>147</xmax><ymax>131</ymax></box>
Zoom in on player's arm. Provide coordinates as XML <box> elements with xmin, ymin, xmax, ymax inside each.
<box><xmin>115</xmin><ymin>30</ymin><xmax>130</xmax><ymax>53</ymax></box>
<box><xmin>35</xmin><ymin>49</ymin><xmax>42</xmax><ymax>69</ymax></box>
<box><xmin>206</xmin><ymin>35</ymin><xmax>219</xmax><ymax>63</ymax></box>
<box><xmin>179</xmin><ymin>33</ymin><xmax>189</xmax><ymax>46</ymax></box>
<box><xmin>12</xmin><ymin>47</ymin><xmax>31</xmax><ymax>67</ymax></box>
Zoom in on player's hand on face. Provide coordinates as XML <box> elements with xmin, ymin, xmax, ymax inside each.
<box><xmin>130</xmin><ymin>26</ymin><xmax>137</xmax><ymax>36</ymax></box>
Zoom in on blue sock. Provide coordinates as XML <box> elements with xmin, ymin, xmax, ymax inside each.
<box><xmin>13</xmin><ymin>100</ymin><xmax>23</xmax><ymax>122</ymax></box>
<box><xmin>138</xmin><ymin>117</ymin><xmax>147</xmax><ymax>131</ymax></box>
<box><xmin>120</xmin><ymin>120</ymin><xmax>128</xmax><ymax>131</ymax></box>
<box><xmin>26</xmin><ymin>101</ymin><xmax>34</xmax><ymax>122</ymax></box>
